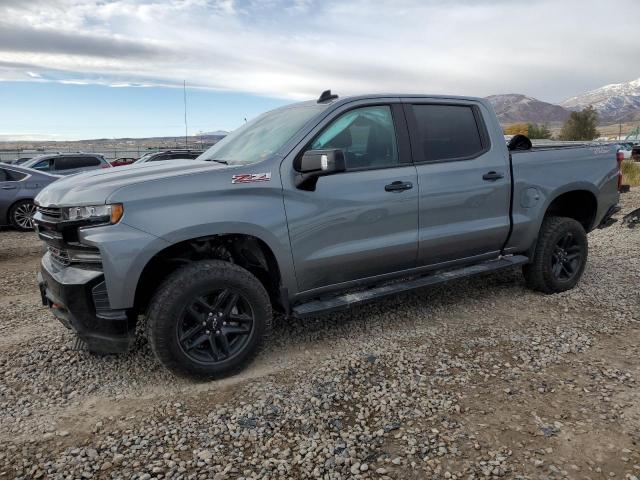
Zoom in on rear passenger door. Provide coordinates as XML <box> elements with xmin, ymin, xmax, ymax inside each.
<box><xmin>403</xmin><ymin>100</ymin><xmax>511</xmax><ymax>267</ymax></box>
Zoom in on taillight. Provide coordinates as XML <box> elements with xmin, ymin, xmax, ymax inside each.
<box><xmin>616</xmin><ymin>151</ymin><xmax>624</xmax><ymax>191</ymax></box>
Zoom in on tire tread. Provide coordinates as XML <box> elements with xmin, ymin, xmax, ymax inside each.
<box><xmin>523</xmin><ymin>216</ymin><xmax>587</xmax><ymax>294</ymax></box>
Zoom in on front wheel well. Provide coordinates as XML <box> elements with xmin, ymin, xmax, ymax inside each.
<box><xmin>544</xmin><ymin>190</ymin><xmax>597</xmax><ymax>231</ymax></box>
<box><xmin>134</xmin><ymin>234</ymin><xmax>283</xmax><ymax>316</ymax></box>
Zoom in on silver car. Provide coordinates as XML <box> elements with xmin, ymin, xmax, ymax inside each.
<box><xmin>1</xmin><ymin>164</ymin><xmax>59</xmax><ymax>231</ymax></box>
<box><xmin>22</xmin><ymin>153</ymin><xmax>112</xmax><ymax>176</ymax></box>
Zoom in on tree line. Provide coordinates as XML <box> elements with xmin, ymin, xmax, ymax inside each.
<box><xmin>503</xmin><ymin>106</ymin><xmax>600</xmax><ymax>141</ymax></box>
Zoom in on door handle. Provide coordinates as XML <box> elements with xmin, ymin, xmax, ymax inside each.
<box><xmin>482</xmin><ymin>171</ymin><xmax>504</xmax><ymax>181</ymax></box>
<box><xmin>385</xmin><ymin>181</ymin><xmax>413</xmax><ymax>192</ymax></box>
<box><xmin>1</xmin><ymin>185</ymin><xmax>17</xmax><ymax>190</ymax></box>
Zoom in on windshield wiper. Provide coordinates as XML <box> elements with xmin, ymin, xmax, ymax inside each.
<box><xmin>206</xmin><ymin>159</ymin><xmax>229</xmax><ymax>165</ymax></box>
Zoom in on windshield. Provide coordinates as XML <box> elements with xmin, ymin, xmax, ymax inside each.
<box><xmin>198</xmin><ymin>103</ymin><xmax>327</xmax><ymax>165</ymax></box>
<box><xmin>135</xmin><ymin>153</ymin><xmax>156</xmax><ymax>163</ymax></box>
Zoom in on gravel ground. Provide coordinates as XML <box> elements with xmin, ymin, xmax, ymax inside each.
<box><xmin>0</xmin><ymin>191</ymin><xmax>639</xmax><ymax>479</ymax></box>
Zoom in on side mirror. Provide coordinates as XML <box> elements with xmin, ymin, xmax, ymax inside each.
<box><xmin>295</xmin><ymin>149</ymin><xmax>346</xmax><ymax>190</ymax></box>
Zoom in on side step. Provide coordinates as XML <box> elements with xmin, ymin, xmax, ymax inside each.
<box><xmin>292</xmin><ymin>255</ymin><xmax>529</xmax><ymax>318</ymax></box>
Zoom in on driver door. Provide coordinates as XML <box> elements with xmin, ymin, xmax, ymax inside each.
<box><xmin>282</xmin><ymin>103</ymin><xmax>419</xmax><ymax>293</ymax></box>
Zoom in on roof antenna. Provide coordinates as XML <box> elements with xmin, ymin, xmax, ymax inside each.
<box><xmin>317</xmin><ymin>89</ymin><xmax>338</xmax><ymax>103</ymax></box>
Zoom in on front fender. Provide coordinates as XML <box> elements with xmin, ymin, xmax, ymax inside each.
<box><xmin>155</xmin><ymin>220</ymin><xmax>297</xmax><ymax>294</ymax></box>
<box><xmin>79</xmin><ymin>222</ymin><xmax>171</xmax><ymax>310</ymax></box>
<box><xmin>102</xmin><ymin>167</ymin><xmax>296</xmax><ymax>304</ymax></box>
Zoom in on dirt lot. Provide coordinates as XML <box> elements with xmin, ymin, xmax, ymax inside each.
<box><xmin>0</xmin><ymin>191</ymin><xmax>639</xmax><ymax>480</ymax></box>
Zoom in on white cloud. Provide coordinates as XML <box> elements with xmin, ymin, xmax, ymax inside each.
<box><xmin>0</xmin><ymin>0</ymin><xmax>638</xmax><ymax>103</ymax></box>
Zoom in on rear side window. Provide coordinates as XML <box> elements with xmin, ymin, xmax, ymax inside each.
<box><xmin>0</xmin><ymin>169</ymin><xmax>7</xmax><ymax>181</ymax></box>
<box><xmin>54</xmin><ymin>156</ymin><xmax>101</xmax><ymax>170</ymax></box>
<box><xmin>5</xmin><ymin>169</ymin><xmax>27</xmax><ymax>181</ymax></box>
<box><xmin>410</xmin><ymin>104</ymin><xmax>485</xmax><ymax>162</ymax></box>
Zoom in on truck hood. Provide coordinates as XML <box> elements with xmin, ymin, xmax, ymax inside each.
<box><xmin>36</xmin><ymin>160</ymin><xmax>227</xmax><ymax>207</ymax></box>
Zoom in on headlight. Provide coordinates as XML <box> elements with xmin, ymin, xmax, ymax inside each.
<box><xmin>65</xmin><ymin>204</ymin><xmax>124</xmax><ymax>224</ymax></box>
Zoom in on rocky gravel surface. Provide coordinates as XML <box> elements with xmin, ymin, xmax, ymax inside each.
<box><xmin>0</xmin><ymin>190</ymin><xmax>639</xmax><ymax>479</ymax></box>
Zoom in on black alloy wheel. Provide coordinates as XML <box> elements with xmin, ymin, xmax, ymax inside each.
<box><xmin>523</xmin><ymin>216</ymin><xmax>588</xmax><ymax>293</ymax></box>
<box><xmin>176</xmin><ymin>288</ymin><xmax>254</xmax><ymax>364</ymax></box>
<box><xmin>550</xmin><ymin>232</ymin><xmax>583</xmax><ymax>282</ymax></box>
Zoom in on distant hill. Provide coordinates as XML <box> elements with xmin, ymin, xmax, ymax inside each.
<box><xmin>197</xmin><ymin>130</ymin><xmax>230</xmax><ymax>137</ymax></box>
<box><xmin>485</xmin><ymin>94</ymin><xmax>570</xmax><ymax>124</ymax></box>
<box><xmin>561</xmin><ymin>77</ymin><xmax>640</xmax><ymax>123</ymax></box>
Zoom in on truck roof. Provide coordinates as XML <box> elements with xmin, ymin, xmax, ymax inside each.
<box><xmin>285</xmin><ymin>93</ymin><xmax>490</xmax><ymax>115</ymax></box>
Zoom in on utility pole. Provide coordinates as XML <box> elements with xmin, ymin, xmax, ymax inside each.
<box><xmin>183</xmin><ymin>80</ymin><xmax>188</xmax><ymax>148</ymax></box>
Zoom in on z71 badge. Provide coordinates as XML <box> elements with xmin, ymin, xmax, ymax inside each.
<box><xmin>231</xmin><ymin>173</ymin><xmax>272</xmax><ymax>184</ymax></box>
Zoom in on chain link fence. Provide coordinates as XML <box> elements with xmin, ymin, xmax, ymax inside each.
<box><xmin>0</xmin><ymin>142</ymin><xmax>217</xmax><ymax>164</ymax></box>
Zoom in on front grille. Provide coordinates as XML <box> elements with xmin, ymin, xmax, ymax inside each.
<box><xmin>37</xmin><ymin>206</ymin><xmax>62</xmax><ymax>219</ymax></box>
<box><xmin>48</xmin><ymin>246</ymin><xmax>70</xmax><ymax>267</ymax></box>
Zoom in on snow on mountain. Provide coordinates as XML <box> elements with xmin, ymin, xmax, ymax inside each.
<box><xmin>485</xmin><ymin>94</ymin><xmax>570</xmax><ymax>124</ymax></box>
<box><xmin>561</xmin><ymin>78</ymin><xmax>640</xmax><ymax>123</ymax></box>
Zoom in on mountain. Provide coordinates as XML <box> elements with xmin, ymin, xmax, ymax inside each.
<box><xmin>197</xmin><ymin>130</ymin><xmax>229</xmax><ymax>136</ymax></box>
<box><xmin>561</xmin><ymin>78</ymin><xmax>640</xmax><ymax>123</ymax></box>
<box><xmin>485</xmin><ymin>94</ymin><xmax>570</xmax><ymax>124</ymax></box>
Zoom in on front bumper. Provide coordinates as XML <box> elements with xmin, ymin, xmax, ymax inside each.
<box><xmin>38</xmin><ymin>252</ymin><xmax>136</xmax><ymax>354</ymax></box>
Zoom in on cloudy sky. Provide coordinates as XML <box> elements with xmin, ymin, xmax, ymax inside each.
<box><xmin>1</xmin><ymin>0</ymin><xmax>639</xmax><ymax>140</ymax></box>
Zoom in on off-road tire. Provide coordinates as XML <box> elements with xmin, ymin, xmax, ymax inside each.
<box><xmin>146</xmin><ymin>260</ymin><xmax>272</xmax><ymax>380</ymax></box>
<box><xmin>9</xmin><ymin>199</ymin><xmax>36</xmax><ymax>231</ymax></box>
<box><xmin>523</xmin><ymin>216</ymin><xmax>588</xmax><ymax>293</ymax></box>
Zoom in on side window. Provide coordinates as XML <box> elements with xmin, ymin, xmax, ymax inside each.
<box><xmin>411</xmin><ymin>104</ymin><xmax>485</xmax><ymax>162</ymax></box>
<box><xmin>54</xmin><ymin>156</ymin><xmax>100</xmax><ymax>170</ymax></box>
<box><xmin>53</xmin><ymin>157</ymin><xmax>74</xmax><ymax>170</ymax></box>
<box><xmin>151</xmin><ymin>154</ymin><xmax>170</xmax><ymax>161</ymax></box>
<box><xmin>5</xmin><ymin>170</ymin><xmax>27</xmax><ymax>181</ymax></box>
<box><xmin>81</xmin><ymin>156</ymin><xmax>101</xmax><ymax>167</ymax></box>
<box><xmin>32</xmin><ymin>159</ymin><xmax>52</xmax><ymax>171</ymax></box>
<box><xmin>0</xmin><ymin>169</ymin><xmax>7</xmax><ymax>181</ymax></box>
<box><xmin>311</xmin><ymin>106</ymin><xmax>398</xmax><ymax>170</ymax></box>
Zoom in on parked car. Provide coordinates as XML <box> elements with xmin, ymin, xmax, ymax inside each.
<box><xmin>34</xmin><ymin>92</ymin><xmax>621</xmax><ymax>379</ymax></box>
<box><xmin>632</xmin><ymin>144</ymin><xmax>640</xmax><ymax>161</ymax></box>
<box><xmin>111</xmin><ymin>157</ymin><xmax>137</xmax><ymax>167</ymax></box>
<box><xmin>1</xmin><ymin>164</ymin><xmax>60</xmax><ymax>231</ymax></box>
<box><xmin>22</xmin><ymin>153</ymin><xmax>111</xmax><ymax>176</ymax></box>
<box><xmin>133</xmin><ymin>150</ymin><xmax>204</xmax><ymax>164</ymax></box>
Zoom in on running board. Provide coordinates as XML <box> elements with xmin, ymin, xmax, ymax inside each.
<box><xmin>292</xmin><ymin>255</ymin><xmax>529</xmax><ymax>318</ymax></box>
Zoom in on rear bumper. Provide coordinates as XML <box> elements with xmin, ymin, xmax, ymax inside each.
<box><xmin>38</xmin><ymin>252</ymin><xmax>136</xmax><ymax>354</ymax></box>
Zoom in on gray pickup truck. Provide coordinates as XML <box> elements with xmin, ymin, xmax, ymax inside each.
<box><xmin>34</xmin><ymin>92</ymin><xmax>621</xmax><ymax>379</ymax></box>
